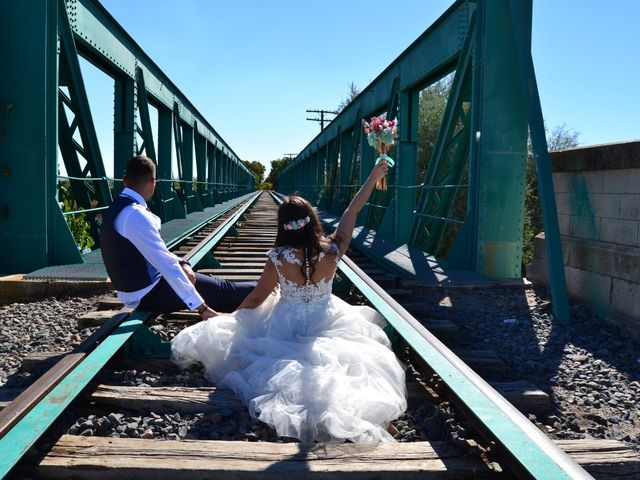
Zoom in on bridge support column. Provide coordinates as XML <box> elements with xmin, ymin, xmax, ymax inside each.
<box><xmin>471</xmin><ymin>0</ymin><xmax>530</xmax><ymax>278</ymax></box>
<box><xmin>0</xmin><ymin>0</ymin><xmax>81</xmax><ymax>273</ymax></box>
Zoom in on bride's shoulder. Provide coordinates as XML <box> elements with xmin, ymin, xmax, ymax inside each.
<box><xmin>266</xmin><ymin>247</ymin><xmax>283</xmax><ymax>265</ymax></box>
<box><xmin>267</xmin><ymin>246</ymin><xmax>300</xmax><ymax>266</ymax></box>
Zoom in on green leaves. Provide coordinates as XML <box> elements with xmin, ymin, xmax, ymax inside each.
<box><xmin>59</xmin><ymin>183</ymin><xmax>95</xmax><ymax>252</ymax></box>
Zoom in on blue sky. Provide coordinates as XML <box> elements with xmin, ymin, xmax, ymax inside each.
<box><xmin>81</xmin><ymin>1</ymin><xmax>640</xmax><ymax>177</ymax></box>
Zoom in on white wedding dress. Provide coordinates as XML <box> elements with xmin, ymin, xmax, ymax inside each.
<box><xmin>171</xmin><ymin>243</ymin><xmax>407</xmax><ymax>443</ymax></box>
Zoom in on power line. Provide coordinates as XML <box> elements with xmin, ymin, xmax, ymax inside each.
<box><xmin>306</xmin><ymin>109</ymin><xmax>338</xmax><ymax>131</ymax></box>
<box><xmin>283</xmin><ymin>153</ymin><xmax>298</xmax><ymax>161</ymax></box>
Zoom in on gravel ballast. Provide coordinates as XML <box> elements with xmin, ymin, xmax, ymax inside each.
<box><xmin>0</xmin><ymin>296</ymin><xmax>100</xmax><ymax>388</ymax></box>
<box><xmin>1</xmin><ymin>286</ymin><xmax>638</xmax><ymax>454</ymax></box>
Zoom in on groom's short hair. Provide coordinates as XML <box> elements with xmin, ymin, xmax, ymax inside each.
<box><xmin>125</xmin><ymin>155</ymin><xmax>156</xmax><ymax>186</ymax></box>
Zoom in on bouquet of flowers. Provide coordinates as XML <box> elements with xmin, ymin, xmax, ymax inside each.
<box><xmin>362</xmin><ymin>115</ymin><xmax>397</xmax><ymax>190</ymax></box>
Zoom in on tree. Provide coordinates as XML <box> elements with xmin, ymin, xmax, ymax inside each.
<box><xmin>242</xmin><ymin>160</ymin><xmax>266</xmax><ymax>185</ymax></box>
<box><xmin>337</xmin><ymin>82</ymin><xmax>360</xmax><ymax>113</ymax></box>
<box><xmin>58</xmin><ymin>182</ymin><xmax>96</xmax><ymax>252</ymax></box>
<box><xmin>547</xmin><ymin>123</ymin><xmax>580</xmax><ymax>151</ymax></box>
<box><xmin>264</xmin><ymin>157</ymin><xmax>293</xmax><ymax>190</ymax></box>
<box><xmin>417</xmin><ymin>75</ymin><xmax>453</xmax><ymax>182</ymax></box>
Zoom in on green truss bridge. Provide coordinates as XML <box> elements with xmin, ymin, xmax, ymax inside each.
<box><xmin>0</xmin><ymin>0</ymin><xmax>568</xmax><ymax>323</ymax></box>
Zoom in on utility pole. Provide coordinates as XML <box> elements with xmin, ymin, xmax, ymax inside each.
<box><xmin>283</xmin><ymin>153</ymin><xmax>298</xmax><ymax>161</ymax></box>
<box><xmin>306</xmin><ymin>109</ymin><xmax>338</xmax><ymax>131</ymax></box>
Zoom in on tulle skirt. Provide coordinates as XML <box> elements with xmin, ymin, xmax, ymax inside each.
<box><xmin>171</xmin><ymin>290</ymin><xmax>407</xmax><ymax>443</ymax></box>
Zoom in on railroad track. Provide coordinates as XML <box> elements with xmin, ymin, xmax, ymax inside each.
<box><xmin>0</xmin><ymin>191</ymin><xmax>638</xmax><ymax>479</ymax></box>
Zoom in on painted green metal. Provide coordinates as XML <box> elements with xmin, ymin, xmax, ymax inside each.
<box><xmin>57</xmin><ymin>0</ymin><xmax>112</xmax><ymax>228</ymax></box>
<box><xmin>268</xmin><ymin>189</ymin><xmax>588</xmax><ymax>478</ymax></box>
<box><xmin>194</xmin><ymin>126</ymin><xmax>210</xmax><ymax>207</ymax></box>
<box><xmin>134</xmin><ymin>68</ymin><xmax>157</xmax><ymax>162</ymax></box>
<box><xmin>124</xmin><ymin>322</ymin><xmax>171</xmax><ymax>358</ymax></box>
<box><xmin>328</xmin><ymin>128</ymin><xmax>351</xmax><ymax>215</ymax></box>
<box><xmin>357</xmin><ymin>125</ymin><xmax>377</xmax><ymax>226</ymax></box>
<box><xmin>157</xmin><ymin>107</ymin><xmax>186</xmax><ymax>221</ymax></box>
<box><xmin>506</xmin><ymin>0</ymin><xmax>570</xmax><ymax>324</ymax></box>
<box><xmin>135</xmin><ymin>67</ymin><xmax>167</xmax><ymax>217</ymax></box>
<box><xmin>409</xmin><ymin>17</ymin><xmax>474</xmax><ymax>257</ymax></box>
<box><xmin>362</xmin><ymin>76</ymin><xmax>399</xmax><ymax>235</ymax></box>
<box><xmin>279</xmin><ymin>0</ymin><xmax>472</xmax><ymax>225</ymax></box>
<box><xmin>336</xmin><ymin>257</ymin><xmax>588</xmax><ymax>479</ymax></box>
<box><xmin>164</xmin><ymin>193</ymin><xmax>255</xmax><ymax>250</ymax></box>
<box><xmin>184</xmin><ymin>191</ymin><xmax>261</xmax><ymax>268</ymax></box>
<box><xmin>394</xmin><ymin>89</ymin><xmax>420</xmax><ymax>243</ymax></box>
<box><xmin>206</xmin><ymin>143</ymin><xmax>217</xmax><ymax>205</ymax></box>
<box><xmin>179</xmin><ymin>122</ymin><xmax>203</xmax><ymax>214</ymax></box>
<box><xmin>277</xmin><ymin>0</ymin><xmax>569</xmax><ymax>323</ymax></box>
<box><xmin>0</xmin><ymin>0</ymin><xmax>80</xmax><ymax>273</ymax></box>
<box><xmin>217</xmin><ymin>150</ymin><xmax>226</xmax><ymax>202</ymax></box>
<box><xmin>472</xmin><ymin>2</ymin><xmax>529</xmax><ymax>279</ymax></box>
<box><xmin>0</xmin><ymin>0</ymin><xmax>254</xmax><ymax>274</ymax></box>
<box><xmin>0</xmin><ymin>310</ymin><xmax>151</xmax><ymax>478</ymax></box>
<box><xmin>332</xmin><ymin>108</ymin><xmax>362</xmax><ymax>215</ymax></box>
<box><xmin>113</xmin><ymin>75</ymin><xmax>135</xmax><ymax>193</ymax></box>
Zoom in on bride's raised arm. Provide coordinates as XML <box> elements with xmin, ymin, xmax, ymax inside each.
<box><xmin>333</xmin><ymin>160</ymin><xmax>389</xmax><ymax>257</ymax></box>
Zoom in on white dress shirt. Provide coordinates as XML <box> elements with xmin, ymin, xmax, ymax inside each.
<box><xmin>113</xmin><ymin>188</ymin><xmax>204</xmax><ymax>311</ymax></box>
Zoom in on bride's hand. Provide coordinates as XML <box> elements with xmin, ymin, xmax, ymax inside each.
<box><xmin>371</xmin><ymin>160</ymin><xmax>389</xmax><ymax>182</ymax></box>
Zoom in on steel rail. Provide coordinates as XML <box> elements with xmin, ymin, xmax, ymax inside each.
<box><xmin>0</xmin><ymin>193</ymin><xmax>259</xmax><ymax>478</ymax></box>
<box><xmin>0</xmin><ymin>310</ymin><xmax>152</xmax><ymax>479</ymax></box>
<box><xmin>0</xmin><ymin>310</ymin><xmax>131</xmax><ymax>440</ymax></box>
<box><xmin>182</xmin><ymin>191</ymin><xmax>262</xmax><ymax>267</ymax></box>
<box><xmin>268</xmin><ymin>190</ymin><xmax>592</xmax><ymax>480</ymax></box>
<box><xmin>336</xmin><ymin>256</ymin><xmax>592</xmax><ymax>480</ymax></box>
<box><xmin>165</xmin><ymin>191</ymin><xmax>257</xmax><ymax>249</ymax></box>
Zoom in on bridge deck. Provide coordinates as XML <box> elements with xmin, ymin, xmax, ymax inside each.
<box><xmin>319</xmin><ymin>210</ymin><xmax>528</xmax><ymax>287</ymax></box>
<box><xmin>24</xmin><ymin>192</ymin><xmax>256</xmax><ymax>281</ymax></box>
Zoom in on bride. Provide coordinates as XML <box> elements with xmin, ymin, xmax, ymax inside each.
<box><xmin>171</xmin><ymin>160</ymin><xmax>407</xmax><ymax>443</ymax></box>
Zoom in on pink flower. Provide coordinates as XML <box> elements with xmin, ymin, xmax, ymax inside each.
<box><xmin>364</xmin><ymin>127</ymin><xmax>370</xmax><ymax>134</ymax></box>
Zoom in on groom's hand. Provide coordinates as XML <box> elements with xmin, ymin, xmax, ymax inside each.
<box><xmin>200</xmin><ymin>307</ymin><xmax>219</xmax><ymax>319</ymax></box>
<box><xmin>181</xmin><ymin>262</ymin><xmax>196</xmax><ymax>285</ymax></box>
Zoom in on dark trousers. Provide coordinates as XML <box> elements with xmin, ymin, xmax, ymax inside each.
<box><xmin>137</xmin><ymin>273</ymin><xmax>256</xmax><ymax>314</ymax></box>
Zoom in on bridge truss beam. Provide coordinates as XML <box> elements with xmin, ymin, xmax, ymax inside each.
<box><xmin>0</xmin><ymin>0</ymin><xmax>255</xmax><ymax>274</ymax></box>
<box><xmin>277</xmin><ymin>0</ymin><xmax>569</xmax><ymax>324</ymax></box>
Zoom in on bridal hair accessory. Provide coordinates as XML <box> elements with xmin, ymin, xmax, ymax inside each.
<box><xmin>362</xmin><ymin>115</ymin><xmax>398</xmax><ymax>190</ymax></box>
<box><xmin>283</xmin><ymin>216</ymin><xmax>311</xmax><ymax>231</ymax></box>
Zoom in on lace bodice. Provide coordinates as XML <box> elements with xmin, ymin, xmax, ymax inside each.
<box><xmin>267</xmin><ymin>243</ymin><xmax>340</xmax><ymax>307</ymax></box>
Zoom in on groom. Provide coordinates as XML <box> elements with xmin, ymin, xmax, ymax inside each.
<box><xmin>100</xmin><ymin>155</ymin><xmax>256</xmax><ymax>320</ymax></box>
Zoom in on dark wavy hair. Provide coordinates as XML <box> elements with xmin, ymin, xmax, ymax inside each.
<box><xmin>275</xmin><ymin>195</ymin><xmax>331</xmax><ymax>281</ymax></box>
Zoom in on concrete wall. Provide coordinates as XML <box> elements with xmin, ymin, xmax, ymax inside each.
<box><xmin>527</xmin><ymin>141</ymin><xmax>640</xmax><ymax>340</ymax></box>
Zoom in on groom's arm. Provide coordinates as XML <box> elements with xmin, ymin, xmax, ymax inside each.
<box><xmin>119</xmin><ymin>204</ymin><xmax>204</xmax><ymax>311</ymax></box>
<box><xmin>236</xmin><ymin>260</ymin><xmax>278</xmax><ymax>310</ymax></box>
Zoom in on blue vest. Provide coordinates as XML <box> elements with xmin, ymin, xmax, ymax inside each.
<box><xmin>100</xmin><ymin>195</ymin><xmax>156</xmax><ymax>292</ymax></box>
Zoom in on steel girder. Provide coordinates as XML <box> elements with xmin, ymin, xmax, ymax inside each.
<box><xmin>277</xmin><ymin>0</ymin><xmax>569</xmax><ymax>323</ymax></box>
<box><xmin>0</xmin><ymin>0</ymin><xmax>255</xmax><ymax>274</ymax></box>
